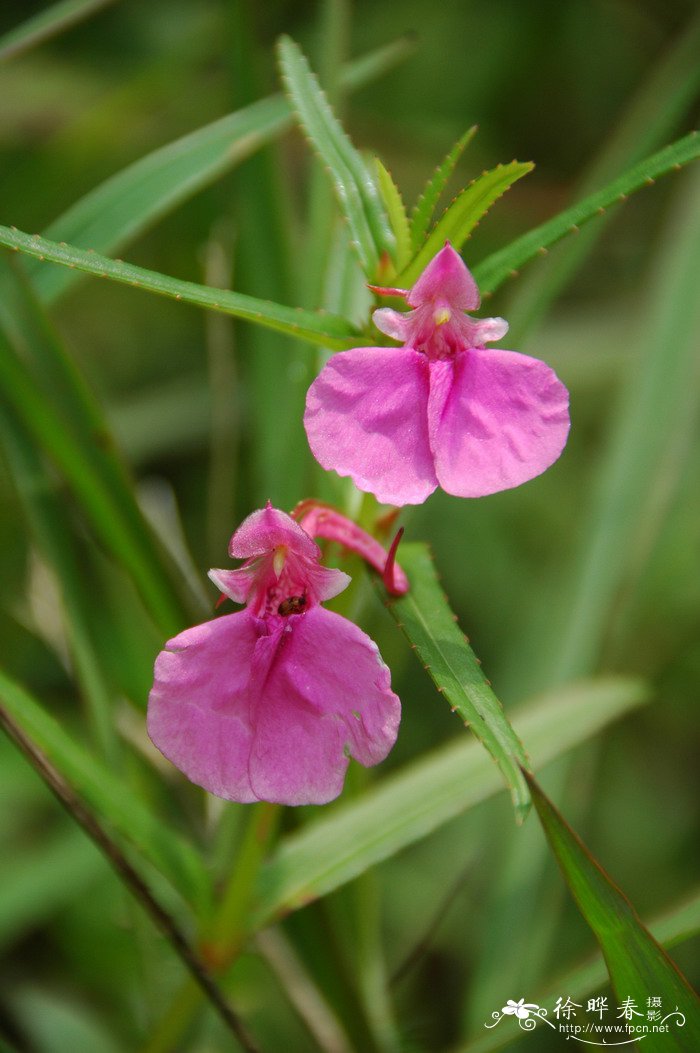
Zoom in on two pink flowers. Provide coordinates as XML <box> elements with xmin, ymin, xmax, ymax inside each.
<box><xmin>148</xmin><ymin>245</ymin><xmax>570</xmax><ymax>805</ymax></box>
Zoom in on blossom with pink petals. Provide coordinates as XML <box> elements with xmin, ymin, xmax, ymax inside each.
<box><xmin>147</xmin><ymin>505</ymin><xmax>401</xmax><ymax>806</ymax></box>
<box><xmin>305</xmin><ymin>243</ymin><xmax>570</xmax><ymax>505</ymax></box>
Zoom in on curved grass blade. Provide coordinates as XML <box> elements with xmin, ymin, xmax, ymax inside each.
<box><xmin>384</xmin><ymin>543</ymin><xmax>531</xmax><ymax>821</ymax></box>
<box><xmin>277</xmin><ymin>35</ymin><xmax>395</xmax><ymax>277</ymax></box>
<box><xmin>0</xmin><ymin>226</ymin><xmax>364</xmax><ymax>349</ymax></box>
<box><xmin>0</xmin><ymin>668</ymin><xmax>211</xmax><ymax>914</ymax></box>
<box><xmin>0</xmin><ymin>0</ymin><xmax>117</xmax><ymax>63</ymax></box>
<box><xmin>398</xmin><ymin>161</ymin><xmax>533</xmax><ymax>286</ymax></box>
<box><xmin>410</xmin><ymin>126</ymin><xmax>477</xmax><ymax>251</ymax></box>
<box><xmin>375</xmin><ymin>158</ymin><xmax>411</xmax><ymax>272</ymax></box>
<box><xmin>461</xmin><ymin>889</ymin><xmax>700</xmax><ymax>1053</ymax></box>
<box><xmin>527</xmin><ymin>773</ymin><xmax>700</xmax><ymax>1050</ymax></box>
<box><xmin>252</xmin><ymin>676</ymin><xmax>648</xmax><ymax>927</ymax></box>
<box><xmin>474</xmin><ymin>130</ymin><xmax>700</xmax><ymax>296</ymax></box>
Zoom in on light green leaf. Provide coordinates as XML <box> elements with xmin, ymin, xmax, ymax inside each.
<box><xmin>410</xmin><ymin>126</ymin><xmax>477</xmax><ymax>251</ymax></box>
<box><xmin>527</xmin><ymin>773</ymin><xmax>700</xmax><ymax>1050</ymax></box>
<box><xmin>0</xmin><ymin>225</ymin><xmax>364</xmax><ymax>350</ymax></box>
<box><xmin>461</xmin><ymin>889</ymin><xmax>700</xmax><ymax>1053</ymax></box>
<box><xmin>375</xmin><ymin>158</ymin><xmax>412</xmax><ymax>271</ymax></box>
<box><xmin>252</xmin><ymin>676</ymin><xmax>648</xmax><ymax>928</ymax></box>
<box><xmin>31</xmin><ymin>37</ymin><xmax>412</xmax><ymax>306</ymax></box>
<box><xmin>0</xmin><ymin>0</ymin><xmax>116</xmax><ymax>63</ymax></box>
<box><xmin>0</xmin><ymin>668</ymin><xmax>211</xmax><ymax>914</ymax></box>
<box><xmin>384</xmin><ymin>543</ymin><xmax>530</xmax><ymax>821</ymax></box>
<box><xmin>474</xmin><ymin>130</ymin><xmax>700</xmax><ymax>296</ymax></box>
<box><xmin>277</xmin><ymin>35</ymin><xmax>395</xmax><ymax>277</ymax></box>
<box><xmin>398</xmin><ymin>161</ymin><xmax>533</xmax><ymax>286</ymax></box>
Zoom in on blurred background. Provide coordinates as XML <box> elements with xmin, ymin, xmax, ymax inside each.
<box><xmin>0</xmin><ymin>1</ymin><xmax>698</xmax><ymax>1050</ymax></box>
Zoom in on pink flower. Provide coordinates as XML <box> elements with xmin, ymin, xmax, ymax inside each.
<box><xmin>147</xmin><ymin>505</ymin><xmax>401</xmax><ymax>806</ymax></box>
<box><xmin>304</xmin><ymin>243</ymin><xmax>570</xmax><ymax>505</ymax></box>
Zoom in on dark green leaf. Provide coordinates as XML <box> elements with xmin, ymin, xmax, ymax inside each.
<box><xmin>527</xmin><ymin>773</ymin><xmax>700</xmax><ymax>1051</ymax></box>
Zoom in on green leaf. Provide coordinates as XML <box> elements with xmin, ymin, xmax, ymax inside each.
<box><xmin>0</xmin><ymin>225</ymin><xmax>364</xmax><ymax>350</ymax></box>
<box><xmin>375</xmin><ymin>158</ymin><xmax>412</xmax><ymax>272</ymax></box>
<box><xmin>0</xmin><ymin>668</ymin><xmax>211</xmax><ymax>914</ymax></box>
<box><xmin>31</xmin><ymin>37</ymin><xmax>413</xmax><ymax>306</ymax></box>
<box><xmin>474</xmin><ymin>130</ymin><xmax>700</xmax><ymax>296</ymax></box>
<box><xmin>0</xmin><ymin>0</ymin><xmax>116</xmax><ymax>63</ymax></box>
<box><xmin>398</xmin><ymin>161</ymin><xmax>533</xmax><ymax>286</ymax></box>
<box><xmin>384</xmin><ymin>543</ymin><xmax>531</xmax><ymax>821</ymax></box>
<box><xmin>461</xmin><ymin>889</ymin><xmax>700</xmax><ymax>1053</ymax></box>
<box><xmin>410</xmin><ymin>126</ymin><xmax>477</xmax><ymax>251</ymax></box>
<box><xmin>277</xmin><ymin>35</ymin><xmax>395</xmax><ymax>276</ymax></box>
<box><xmin>252</xmin><ymin>676</ymin><xmax>648</xmax><ymax>928</ymax></box>
<box><xmin>527</xmin><ymin>773</ymin><xmax>700</xmax><ymax>1050</ymax></box>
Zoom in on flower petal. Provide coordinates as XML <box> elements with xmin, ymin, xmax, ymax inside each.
<box><xmin>147</xmin><ymin>612</ymin><xmax>259</xmax><ymax>802</ymax></box>
<box><xmin>208</xmin><ymin>565</ymin><xmax>259</xmax><ymax>604</ymax></box>
<box><xmin>248</xmin><ymin>607</ymin><xmax>401</xmax><ymax>805</ymax></box>
<box><xmin>427</xmin><ymin>350</ymin><xmax>570</xmax><ymax>498</ymax></box>
<box><xmin>305</xmin><ymin>346</ymin><xmax>437</xmax><ymax>506</ymax></box>
<box><xmin>407</xmin><ymin>243</ymin><xmax>480</xmax><ymax>310</ymax></box>
<box><xmin>372</xmin><ymin>306</ymin><xmax>411</xmax><ymax>342</ymax></box>
<box><xmin>229</xmin><ymin>504</ymin><xmax>319</xmax><ymax>562</ymax></box>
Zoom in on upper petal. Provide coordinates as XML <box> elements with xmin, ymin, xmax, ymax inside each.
<box><xmin>248</xmin><ymin>606</ymin><xmax>401</xmax><ymax>805</ymax></box>
<box><xmin>147</xmin><ymin>611</ymin><xmax>260</xmax><ymax>802</ymax></box>
<box><xmin>229</xmin><ymin>505</ymin><xmax>319</xmax><ymax>562</ymax></box>
<box><xmin>427</xmin><ymin>349</ymin><xmax>570</xmax><ymax>498</ymax></box>
<box><xmin>304</xmin><ymin>346</ymin><xmax>438</xmax><ymax>506</ymax></box>
<box><xmin>407</xmin><ymin>243</ymin><xmax>480</xmax><ymax>311</ymax></box>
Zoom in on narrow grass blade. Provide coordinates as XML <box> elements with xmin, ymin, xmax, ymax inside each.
<box><xmin>473</xmin><ymin>131</ymin><xmax>700</xmax><ymax>296</ymax></box>
<box><xmin>277</xmin><ymin>35</ymin><xmax>395</xmax><ymax>276</ymax></box>
<box><xmin>410</xmin><ymin>127</ymin><xmax>477</xmax><ymax>251</ymax></box>
<box><xmin>0</xmin><ymin>0</ymin><xmax>117</xmax><ymax>63</ymax></box>
<box><xmin>398</xmin><ymin>161</ymin><xmax>533</xmax><ymax>286</ymax></box>
<box><xmin>252</xmin><ymin>676</ymin><xmax>648</xmax><ymax>927</ymax></box>
<box><xmin>383</xmin><ymin>543</ymin><xmax>531</xmax><ymax>822</ymax></box>
<box><xmin>0</xmin><ymin>668</ymin><xmax>211</xmax><ymax>913</ymax></box>
<box><xmin>0</xmin><ymin>226</ymin><xmax>364</xmax><ymax>349</ymax></box>
<box><xmin>375</xmin><ymin>158</ymin><xmax>412</xmax><ymax>272</ymax></box>
<box><xmin>527</xmin><ymin>773</ymin><xmax>700</xmax><ymax>1050</ymax></box>
<box><xmin>462</xmin><ymin>889</ymin><xmax>700</xmax><ymax>1053</ymax></box>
